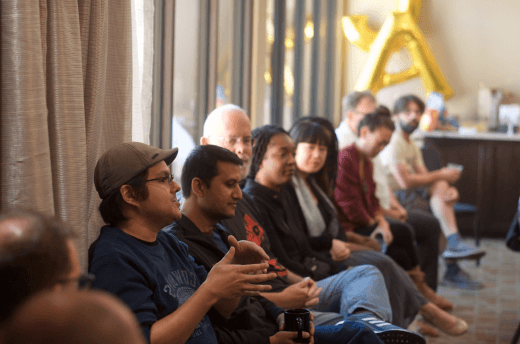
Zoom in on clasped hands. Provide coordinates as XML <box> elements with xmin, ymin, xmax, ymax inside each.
<box><xmin>276</xmin><ymin>276</ymin><xmax>322</xmax><ymax>309</ymax></box>
<box><xmin>330</xmin><ymin>238</ymin><xmax>351</xmax><ymax>261</ymax></box>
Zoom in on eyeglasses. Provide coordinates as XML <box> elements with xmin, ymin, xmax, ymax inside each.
<box><xmin>216</xmin><ymin>136</ymin><xmax>252</xmax><ymax>147</ymax></box>
<box><xmin>58</xmin><ymin>273</ymin><xmax>96</xmax><ymax>290</ymax></box>
<box><xmin>352</xmin><ymin>110</ymin><xmax>371</xmax><ymax>116</ymax></box>
<box><xmin>146</xmin><ymin>174</ymin><xmax>174</xmax><ymax>185</ymax></box>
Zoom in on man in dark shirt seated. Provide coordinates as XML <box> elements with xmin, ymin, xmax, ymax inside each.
<box><xmin>88</xmin><ymin>142</ymin><xmax>277</xmax><ymax>344</ymax></box>
<box><xmin>168</xmin><ymin>144</ymin><xmax>426</xmax><ymax>344</ymax></box>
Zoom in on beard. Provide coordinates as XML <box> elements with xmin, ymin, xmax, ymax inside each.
<box><xmin>399</xmin><ymin>119</ymin><xmax>418</xmax><ymax>134</ymax></box>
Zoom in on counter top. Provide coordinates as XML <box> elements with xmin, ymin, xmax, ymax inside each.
<box><xmin>412</xmin><ymin>130</ymin><xmax>520</xmax><ymax>142</ymax></box>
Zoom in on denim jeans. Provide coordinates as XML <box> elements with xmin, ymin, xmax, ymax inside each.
<box><xmin>314</xmin><ymin>321</ymin><xmax>384</xmax><ymax>344</ymax></box>
<box><xmin>314</xmin><ymin>265</ymin><xmax>392</xmax><ymax>323</ymax></box>
<box><xmin>339</xmin><ymin>250</ymin><xmax>427</xmax><ymax>328</ymax></box>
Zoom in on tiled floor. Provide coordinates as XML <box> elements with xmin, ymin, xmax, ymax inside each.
<box><xmin>424</xmin><ymin>238</ymin><xmax>520</xmax><ymax>344</ymax></box>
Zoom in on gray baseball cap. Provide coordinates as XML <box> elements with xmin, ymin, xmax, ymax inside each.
<box><xmin>94</xmin><ymin>142</ymin><xmax>178</xmax><ymax>199</ymax></box>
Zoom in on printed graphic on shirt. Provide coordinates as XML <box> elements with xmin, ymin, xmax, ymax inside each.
<box><xmin>244</xmin><ymin>214</ymin><xmax>287</xmax><ymax>277</ymax></box>
<box><xmin>163</xmin><ymin>270</ymin><xmax>210</xmax><ymax>338</ymax></box>
<box><xmin>267</xmin><ymin>258</ymin><xmax>287</xmax><ymax>277</ymax></box>
<box><xmin>244</xmin><ymin>214</ymin><xmax>265</xmax><ymax>246</ymax></box>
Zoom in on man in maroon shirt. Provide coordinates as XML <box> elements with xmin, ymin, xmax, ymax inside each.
<box><xmin>335</xmin><ymin>112</ymin><xmax>395</xmax><ymax>238</ymax></box>
<box><xmin>335</xmin><ymin>111</ymin><xmax>430</xmax><ymax>285</ymax></box>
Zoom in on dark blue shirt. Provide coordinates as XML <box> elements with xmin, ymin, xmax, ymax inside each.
<box><xmin>88</xmin><ymin>226</ymin><xmax>218</xmax><ymax>344</ymax></box>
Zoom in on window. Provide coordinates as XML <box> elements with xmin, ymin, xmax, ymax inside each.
<box><xmin>149</xmin><ymin>0</ymin><xmax>347</xmax><ymax>171</ymax></box>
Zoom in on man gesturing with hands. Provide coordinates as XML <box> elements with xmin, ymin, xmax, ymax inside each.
<box><xmin>89</xmin><ymin>142</ymin><xmax>276</xmax><ymax>344</ymax></box>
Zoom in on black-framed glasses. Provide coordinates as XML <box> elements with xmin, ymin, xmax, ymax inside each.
<box><xmin>58</xmin><ymin>273</ymin><xmax>96</xmax><ymax>290</ymax></box>
<box><xmin>146</xmin><ymin>174</ymin><xmax>174</xmax><ymax>185</ymax></box>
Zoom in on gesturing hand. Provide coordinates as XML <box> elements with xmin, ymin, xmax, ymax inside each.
<box><xmin>228</xmin><ymin>235</ymin><xmax>270</xmax><ymax>267</ymax></box>
<box><xmin>205</xmin><ymin>246</ymin><xmax>276</xmax><ymax>299</ymax></box>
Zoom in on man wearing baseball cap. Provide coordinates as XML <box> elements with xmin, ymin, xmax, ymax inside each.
<box><xmin>88</xmin><ymin>142</ymin><xmax>276</xmax><ymax>344</ymax></box>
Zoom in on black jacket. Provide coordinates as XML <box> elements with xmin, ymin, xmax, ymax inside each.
<box><xmin>220</xmin><ymin>192</ymin><xmax>291</xmax><ymax>292</ymax></box>
<box><xmin>167</xmin><ymin>215</ymin><xmax>283</xmax><ymax>344</ymax></box>
<box><xmin>242</xmin><ymin>178</ymin><xmax>340</xmax><ymax>281</ymax></box>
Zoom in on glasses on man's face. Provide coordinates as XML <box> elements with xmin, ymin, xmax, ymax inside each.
<box><xmin>58</xmin><ymin>273</ymin><xmax>96</xmax><ymax>290</ymax></box>
<box><xmin>353</xmin><ymin>110</ymin><xmax>370</xmax><ymax>116</ymax></box>
<box><xmin>146</xmin><ymin>174</ymin><xmax>174</xmax><ymax>186</ymax></box>
<box><xmin>216</xmin><ymin>136</ymin><xmax>252</xmax><ymax>148</ymax></box>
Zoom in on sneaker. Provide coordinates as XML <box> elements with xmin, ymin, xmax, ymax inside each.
<box><xmin>442</xmin><ymin>241</ymin><xmax>486</xmax><ymax>260</ymax></box>
<box><xmin>345</xmin><ymin>313</ymin><xmax>426</xmax><ymax>344</ymax></box>
<box><xmin>441</xmin><ymin>265</ymin><xmax>484</xmax><ymax>290</ymax></box>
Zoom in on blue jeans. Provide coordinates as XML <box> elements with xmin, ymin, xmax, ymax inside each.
<box><xmin>315</xmin><ymin>322</ymin><xmax>384</xmax><ymax>344</ymax></box>
<box><xmin>314</xmin><ymin>265</ymin><xmax>392</xmax><ymax>323</ymax></box>
<box><xmin>311</xmin><ymin>311</ymin><xmax>345</xmax><ymax>326</ymax></box>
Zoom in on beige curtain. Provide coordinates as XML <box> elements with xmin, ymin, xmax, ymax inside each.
<box><xmin>0</xmin><ymin>0</ymin><xmax>132</xmax><ymax>269</ymax></box>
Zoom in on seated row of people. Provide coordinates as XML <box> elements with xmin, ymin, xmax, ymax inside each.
<box><xmin>236</xmin><ymin>115</ymin><xmax>465</xmax><ymax>335</ymax></box>
<box><xmin>87</xmin><ymin>140</ymin><xmax>422</xmax><ymax>343</ymax></box>
<box><xmin>1</xmin><ymin>92</ymin><xmax>482</xmax><ymax>343</ymax></box>
<box><xmin>87</xmin><ymin>99</ymin><xmax>473</xmax><ymax>342</ymax></box>
<box><xmin>337</xmin><ymin>92</ymin><xmax>484</xmax><ymax>289</ymax></box>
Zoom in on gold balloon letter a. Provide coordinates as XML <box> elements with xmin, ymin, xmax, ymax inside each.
<box><xmin>343</xmin><ymin>0</ymin><xmax>454</xmax><ymax>98</ymax></box>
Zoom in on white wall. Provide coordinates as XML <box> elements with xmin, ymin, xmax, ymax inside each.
<box><xmin>346</xmin><ymin>0</ymin><xmax>520</xmax><ymax>120</ymax></box>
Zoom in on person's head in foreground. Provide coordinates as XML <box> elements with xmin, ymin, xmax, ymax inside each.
<box><xmin>393</xmin><ymin>94</ymin><xmax>425</xmax><ymax>135</ymax></box>
<box><xmin>0</xmin><ymin>208</ymin><xmax>82</xmax><ymax>325</ymax></box>
<box><xmin>342</xmin><ymin>91</ymin><xmax>377</xmax><ymax>133</ymax></box>
<box><xmin>355</xmin><ymin>106</ymin><xmax>395</xmax><ymax>159</ymax></box>
<box><xmin>95</xmin><ymin>142</ymin><xmax>181</xmax><ymax>235</ymax></box>
<box><xmin>181</xmin><ymin>145</ymin><xmax>243</xmax><ymax>221</ymax></box>
<box><xmin>249</xmin><ymin>125</ymin><xmax>296</xmax><ymax>191</ymax></box>
<box><xmin>289</xmin><ymin>117</ymin><xmax>336</xmax><ymax>195</ymax></box>
<box><xmin>1</xmin><ymin>289</ymin><xmax>146</xmax><ymax>344</ymax></box>
<box><xmin>201</xmin><ymin>104</ymin><xmax>252</xmax><ymax>179</ymax></box>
